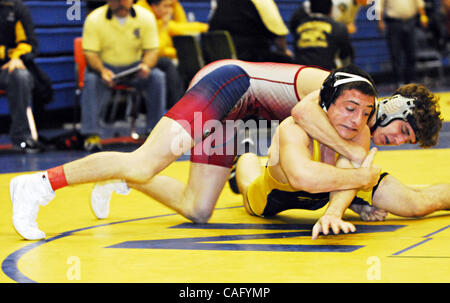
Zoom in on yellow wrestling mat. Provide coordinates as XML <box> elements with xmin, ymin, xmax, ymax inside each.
<box><xmin>0</xmin><ymin>92</ymin><xmax>449</xmax><ymax>283</ymax></box>
<box><xmin>0</xmin><ymin>149</ymin><xmax>449</xmax><ymax>283</ymax></box>
<box><xmin>438</xmin><ymin>92</ymin><xmax>450</xmax><ymax>122</ymax></box>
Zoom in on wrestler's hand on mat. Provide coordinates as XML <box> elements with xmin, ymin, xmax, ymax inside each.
<box><xmin>312</xmin><ymin>215</ymin><xmax>356</xmax><ymax>240</ymax></box>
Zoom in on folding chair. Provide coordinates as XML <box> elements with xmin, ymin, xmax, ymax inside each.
<box><xmin>200</xmin><ymin>30</ymin><xmax>237</xmax><ymax>64</ymax></box>
<box><xmin>73</xmin><ymin>37</ymin><xmax>141</xmax><ymax>138</ymax></box>
<box><xmin>172</xmin><ymin>34</ymin><xmax>205</xmax><ymax>87</ymax></box>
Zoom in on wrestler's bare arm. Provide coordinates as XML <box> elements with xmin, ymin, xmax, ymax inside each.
<box><xmin>311</xmin><ymin>156</ymin><xmax>359</xmax><ymax>240</ymax></box>
<box><xmin>312</xmin><ymin>140</ymin><xmax>378</xmax><ymax>240</ymax></box>
<box><xmin>277</xmin><ymin>118</ymin><xmax>379</xmax><ymax>193</ymax></box>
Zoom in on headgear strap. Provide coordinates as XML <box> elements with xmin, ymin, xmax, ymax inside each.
<box><xmin>371</xmin><ymin>94</ymin><xmax>417</xmax><ymax>133</ymax></box>
<box><xmin>332</xmin><ymin>72</ymin><xmax>374</xmax><ymax>89</ymax></box>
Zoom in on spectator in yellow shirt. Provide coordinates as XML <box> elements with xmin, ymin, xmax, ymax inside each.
<box><xmin>137</xmin><ymin>0</ymin><xmax>208</xmax><ymax>107</ymax></box>
<box><xmin>80</xmin><ymin>0</ymin><xmax>166</xmax><ymax>150</ymax></box>
<box><xmin>137</xmin><ymin>0</ymin><xmax>208</xmax><ymax>59</ymax></box>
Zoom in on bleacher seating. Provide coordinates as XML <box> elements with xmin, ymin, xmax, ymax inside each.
<box><xmin>0</xmin><ymin>0</ymin><xmax>445</xmax><ymax>117</ymax></box>
<box><xmin>0</xmin><ymin>0</ymin><xmax>86</xmax><ymax>115</ymax></box>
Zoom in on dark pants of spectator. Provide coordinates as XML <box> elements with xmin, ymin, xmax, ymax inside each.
<box><xmin>156</xmin><ymin>57</ymin><xmax>185</xmax><ymax>109</ymax></box>
<box><xmin>385</xmin><ymin>17</ymin><xmax>417</xmax><ymax>85</ymax></box>
<box><xmin>0</xmin><ymin>68</ymin><xmax>34</xmax><ymax>144</ymax></box>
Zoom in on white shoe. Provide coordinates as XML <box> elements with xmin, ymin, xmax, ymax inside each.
<box><xmin>10</xmin><ymin>173</ymin><xmax>55</xmax><ymax>240</ymax></box>
<box><xmin>90</xmin><ymin>180</ymin><xmax>130</xmax><ymax>219</ymax></box>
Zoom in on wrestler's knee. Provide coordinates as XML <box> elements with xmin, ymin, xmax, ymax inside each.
<box><xmin>408</xmin><ymin>198</ymin><xmax>437</xmax><ymax>217</ymax></box>
<box><xmin>400</xmin><ymin>190</ymin><xmax>438</xmax><ymax>217</ymax></box>
<box><xmin>187</xmin><ymin>205</ymin><xmax>213</xmax><ymax>224</ymax></box>
<box><xmin>10</xmin><ymin>68</ymin><xmax>32</xmax><ymax>83</ymax></box>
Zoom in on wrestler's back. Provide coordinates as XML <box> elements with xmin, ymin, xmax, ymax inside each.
<box><xmin>190</xmin><ymin>59</ymin><xmax>309</xmax><ymax>120</ymax></box>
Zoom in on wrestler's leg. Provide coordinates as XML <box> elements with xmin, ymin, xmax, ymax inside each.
<box><xmin>235</xmin><ymin>153</ymin><xmax>264</xmax><ymax>215</ymax></box>
<box><xmin>90</xmin><ymin>63</ymin><xmax>253</xmax><ymax>220</ymax></box>
<box><xmin>372</xmin><ymin>174</ymin><xmax>450</xmax><ymax>217</ymax></box>
<box><xmin>64</xmin><ymin>116</ymin><xmax>193</xmax><ymax>185</ymax></box>
<box><xmin>11</xmin><ymin>64</ymin><xmax>250</xmax><ymax>240</ymax></box>
<box><xmin>126</xmin><ymin>122</ymin><xmax>237</xmax><ymax>222</ymax></box>
<box><xmin>128</xmin><ymin>162</ymin><xmax>231</xmax><ymax>223</ymax></box>
<box><xmin>62</xmin><ymin>63</ymin><xmax>251</xmax><ymax>187</ymax></box>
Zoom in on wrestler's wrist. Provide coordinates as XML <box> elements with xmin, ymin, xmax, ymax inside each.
<box><xmin>358</xmin><ymin>168</ymin><xmax>373</xmax><ymax>188</ymax></box>
<box><xmin>349</xmin><ymin>144</ymin><xmax>366</xmax><ymax>165</ymax></box>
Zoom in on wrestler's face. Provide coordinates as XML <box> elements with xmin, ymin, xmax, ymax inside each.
<box><xmin>108</xmin><ymin>0</ymin><xmax>133</xmax><ymax>18</ymax></box>
<box><xmin>371</xmin><ymin>120</ymin><xmax>416</xmax><ymax>145</ymax></box>
<box><xmin>327</xmin><ymin>89</ymin><xmax>375</xmax><ymax>140</ymax></box>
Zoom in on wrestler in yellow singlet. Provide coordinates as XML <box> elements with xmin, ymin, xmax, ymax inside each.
<box><xmin>246</xmin><ymin>139</ymin><xmax>386</xmax><ymax>217</ymax></box>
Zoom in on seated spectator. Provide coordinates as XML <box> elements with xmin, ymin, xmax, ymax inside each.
<box><xmin>137</xmin><ymin>0</ymin><xmax>206</xmax><ymax>108</ymax></box>
<box><xmin>290</xmin><ymin>0</ymin><xmax>354</xmax><ymax>70</ymax></box>
<box><xmin>208</xmin><ymin>0</ymin><xmax>293</xmax><ymax>63</ymax></box>
<box><xmin>0</xmin><ymin>0</ymin><xmax>43</xmax><ymax>153</ymax></box>
<box><xmin>170</xmin><ymin>0</ymin><xmax>209</xmax><ymax>42</ymax></box>
<box><xmin>137</xmin><ymin>0</ymin><xmax>208</xmax><ymax>60</ymax></box>
<box><xmin>331</xmin><ymin>0</ymin><xmax>369</xmax><ymax>34</ymax></box>
<box><xmin>302</xmin><ymin>0</ymin><xmax>369</xmax><ymax>34</ymax></box>
<box><xmin>80</xmin><ymin>0</ymin><xmax>166</xmax><ymax>151</ymax></box>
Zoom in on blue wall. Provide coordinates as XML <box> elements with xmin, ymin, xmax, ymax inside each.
<box><xmin>0</xmin><ymin>0</ymin><xmax>443</xmax><ymax>115</ymax></box>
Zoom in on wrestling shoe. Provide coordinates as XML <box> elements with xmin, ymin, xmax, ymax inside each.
<box><xmin>10</xmin><ymin>173</ymin><xmax>56</xmax><ymax>240</ymax></box>
<box><xmin>91</xmin><ymin>180</ymin><xmax>130</xmax><ymax>219</ymax></box>
<box><xmin>228</xmin><ymin>137</ymin><xmax>255</xmax><ymax>194</ymax></box>
<box><xmin>228</xmin><ymin>157</ymin><xmax>240</xmax><ymax>194</ymax></box>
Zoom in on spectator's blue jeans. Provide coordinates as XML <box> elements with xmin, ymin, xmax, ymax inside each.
<box><xmin>80</xmin><ymin>61</ymin><xmax>166</xmax><ymax>136</ymax></box>
<box><xmin>0</xmin><ymin>68</ymin><xmax>34</xmax><ymax>144</ymax></box>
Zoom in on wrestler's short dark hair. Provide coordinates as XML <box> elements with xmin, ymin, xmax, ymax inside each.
<box><xmin>395</xmin><ymin>84</ymin><xmax>443</xmax><ymax>148</ymax></box>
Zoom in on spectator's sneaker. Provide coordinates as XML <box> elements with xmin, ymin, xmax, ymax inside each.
<box><xmin>90</xmin><ymin>180</ymin><xmax>130</xmax><ymax>219</ymax></box>
<box><xmin>12</xmin><ymin>138</ymin><xmax>44</xmax><ymax>154</ymax></box>
<box><xmin>84</xmin><ymin>135</ymin><xmax>102</xmax><ymax>152</ymax></box>
<box><xmin>10</xmin><ymin>173</ymin><xmax>56</xmax><ymax>240</ymax></box>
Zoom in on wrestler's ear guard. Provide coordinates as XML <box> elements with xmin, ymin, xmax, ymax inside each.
<box><xmin>370</xmin><ymin>94</ymin><xmax>417</xmax><ymax>133</ymax></box>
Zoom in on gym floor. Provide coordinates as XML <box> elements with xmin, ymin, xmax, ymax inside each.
<box><xmin>0</xmin><ymin>91</ymin><xmax>449</xmax><ymax>283</ymax></box>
